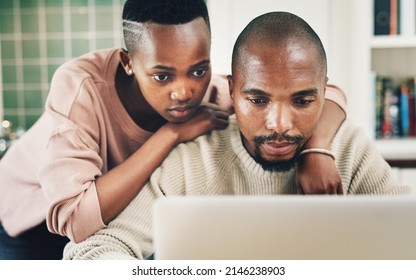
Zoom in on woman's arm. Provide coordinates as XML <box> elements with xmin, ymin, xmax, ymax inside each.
<box><xmin>44</xmin><ymin>71</ymin><xmax>229</xmax><ymax>243</ymax></box>
<box><xmin>96</xmin><ymin>104</ymin><xmax>228</xmax><ymax>226</ymax></box>
<box><xmin>296</xmin><ymin>84</ymin><xmax>347</xmax><ymax>194</ymax></box>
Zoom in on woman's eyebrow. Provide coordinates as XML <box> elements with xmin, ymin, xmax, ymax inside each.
<box><xmin>152</xmin><ymin>60</ymin><xmax>210</xmax><ymax>72</ymax></box>
<box><xmin>152</xmin><ymin>65</ymin><xmax>175</xmax><ymax>71</ymax></box>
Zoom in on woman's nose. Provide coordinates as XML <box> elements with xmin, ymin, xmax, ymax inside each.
<box><xmin>170</xmin><ymin>86</ymin><xmax>193</xmax><ymax>102</ymax></box>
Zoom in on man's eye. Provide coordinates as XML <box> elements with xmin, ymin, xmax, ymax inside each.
<box><xmin>153</xmin><ymin>74</ymin><xmax>170</xmax><ymax>82</ymax></box>
<box><xmin>192</xmin><ymin>69</ymin><xmax>207</xmax><ymax>78</ymax></box>
<box><xmin>248</xmin><ymin>98</ymin><xmax>268</xmax><ymax>105</ymax></box>
<box><xmin>294</xmin><ymin>99</ymin><xmax>313</xmax><ymax>106</ymax></box>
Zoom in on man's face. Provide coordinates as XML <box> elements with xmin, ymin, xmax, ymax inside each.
<box><xmin>229</xmin><ymin>40</ymin><xmax>327</xmax><ymax>171</ymax></box>
<box><xmin>129</xmin><ymin>17</ymin><xmax>211</xmax><ymax>123</ymax></box>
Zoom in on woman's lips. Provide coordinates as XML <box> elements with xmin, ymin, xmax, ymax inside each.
<box><xmin>261</xmin><ymin>141</ymin><xmax>297</xmax><ymax>157</ymax></box>
<box><xmin>168</xmin><ymin>106</ymin><xmax>196</xmax><ymax>119</ymax></box>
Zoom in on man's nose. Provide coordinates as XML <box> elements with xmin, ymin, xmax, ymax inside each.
<box><xmin>265</xmin><ymin>104</ymin><xmax>293</xmax><ymax>134</ymax></box>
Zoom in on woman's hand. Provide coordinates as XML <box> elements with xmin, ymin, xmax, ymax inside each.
<box><xmin>163</xmin><ymin>103</ymin><xmax>229</xmax><ymax>144</ymax></box>
<box><xmin>296</xmin><ymin>153</ymin><xmax>343</xmax><ymax>194</ymax></box>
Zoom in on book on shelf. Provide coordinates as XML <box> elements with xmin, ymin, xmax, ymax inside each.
<box><xmin>375</xmin><ymin>76</ymin><xmax>385</xmax><ymax>138</ymax></box>
<box><xmin>381</xmin><ymin>78</ymin><xmax>395</xmax><ymax>137</ymax></box>
<box><xmin>407</xmin><ymin>79</ymin><xmax>416</xmax><ymax>135</ymax></box>
<box><xmin>390</xmin><ymin>0</ymin><xmax>399</xmax><ymax>35</ymax></box>
<box><xmin>374</xmin><ymin>75</ymin><xmax>416</xmax><ymax>139</ymax></box>
<box><xmin>400</xmin><ymin>83</ymin><xmax>410</xmax><ymax>136</ymax></box>
<box><xmin>390</xmin><ymin>86</ymin><xmax>401</xmax><ymax>137</ymax></box>
<box><xmin>374</xmin><ymin>0</ymin><xmax>390</xmax><ymax>35</ymax></box>
<box><xmin>374</xmin><ymin>0</ymin><xmax>416</xmax><ymax>35</ymax></box>
<box><xmin>374</xmin><ymin>0</ymin><xmax>391</xmax><ymax>35</ymax></box>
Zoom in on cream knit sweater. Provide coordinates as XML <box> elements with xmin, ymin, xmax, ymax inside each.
<box><xmin>63</xmin><ymin>115</ymin><xmax>410</xmax><ymax>260</ymax></box>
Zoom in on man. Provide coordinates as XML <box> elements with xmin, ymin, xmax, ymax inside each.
<box><xmin>63</xmin><ymin>11</ymin><xmax>408</xmax><ymax>260</ymax></box>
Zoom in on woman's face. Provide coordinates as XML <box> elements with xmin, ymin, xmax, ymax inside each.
<box><xmin>128</xmin><ymin>17</ymin><xmax>212</xmax><ymax>123</ymax></box>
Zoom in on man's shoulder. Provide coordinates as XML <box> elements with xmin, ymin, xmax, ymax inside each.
<box><xmin>332</xmin><ymin>119</ymin><xmax>381</xmax><ymax>178</ymax></box>
<box><xmin>331</xmin><ymin>118</ymin><xmax>376</xmax><ymax>170</ymax></box>
<box><xmin>176</xmin><ymin>115</ymin><xmax>237</xmax><ymax>156</ymax></box>
<box><xmin>332</xmin><ymin>119</ymin><xmax>410</xmax><ymax>195</ymax></box>
<box><xmin>332</xmin><ymin>119</ymin><xmax>368</xmax><ymax>147</ymax></box>
<box><xmin>150</xmin><ymin>116</ymin><xmax>238</xmax><ymax>195</ymax></box>
<box><xmin>156</xmin><ymin>115</ymin><xmax>238</xmax><ymax>175</ymax></box>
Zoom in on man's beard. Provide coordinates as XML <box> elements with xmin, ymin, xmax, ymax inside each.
<box><xmin>252</xmin><ymin>132</ymin><xmax>304</xmax><ymax>172</ymax></box>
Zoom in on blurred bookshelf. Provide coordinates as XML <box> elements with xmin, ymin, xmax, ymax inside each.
<box><xmin>368</xmin><ymin>0</ymin><xmax>416</xmax><ymax>166</ymax></box>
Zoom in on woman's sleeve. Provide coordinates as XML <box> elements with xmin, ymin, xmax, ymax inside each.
<box><xmin>39</xmin><ymin>66</ymin><xmax>106</xmax><ymax>243</ymax></box>
<box><xmin>204</xmin><ymin>74</ymin><xmax>234</xmax><ymax>114</ymax></box>
<box><xmin>325</xmin><ymin>83</ymin><xmax>348</xmax><ymax>114</ymax></box>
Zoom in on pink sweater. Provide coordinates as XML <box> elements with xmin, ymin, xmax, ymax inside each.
<box><xmin>0</xmin><ymin>48</ymin><xmax>346</xmax><ymax>242</ymax></box>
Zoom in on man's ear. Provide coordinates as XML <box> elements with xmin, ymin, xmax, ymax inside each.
<box><xmin>227</xmin><ymin>75</ymin><xmax>234</xmax><ymax>101</ymax></box>
<box><xmin>324</xmin><ymin>76</ymin><xmax>329</xmax><ymax>97</ymax></box>
<box><xmin>119</xmin><ymin>49</ymin><xmax>133</xmax><ymax>75</ymax></box>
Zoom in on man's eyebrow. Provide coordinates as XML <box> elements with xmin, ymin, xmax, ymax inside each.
<box><xmin>152</xmin><ymin>60</ymin><xmax>210</xmax><ymax>72</ymax></box>
<box><xmin>191</xmin><ymin>59</ymin><xmax>210</xmax><ymax>69</ymax></box>
<box><xmin>242</xmin><ymin>87</ymin><xmax>271</xmax><ymax>96</ymax></box>
<box><xmin>292</xmin><ymin>88</ymin><xmax>318</xmax><ymax>97</ymax></box>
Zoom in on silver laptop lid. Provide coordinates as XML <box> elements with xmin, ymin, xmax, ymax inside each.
<box><xmin>153</xmin><ymin>195</ymin><xmax>416</xmax><ymax>260</ymax></box>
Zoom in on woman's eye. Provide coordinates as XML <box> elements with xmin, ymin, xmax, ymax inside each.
<box><xmin>153</xmin><ymin>74</ymin><xmax>170</xmax><ymax>82</ymax></box>
<box><xmin>248</xmin><ymin>98</ymin><xmax>268</xmax><ymax>105</ymax></box>
<box><xmin>192</xmin><ymin>69</ymin><xmax>206</xmax><ymax>78</ymax></box>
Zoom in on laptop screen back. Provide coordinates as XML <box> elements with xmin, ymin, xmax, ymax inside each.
<box><xmin>152</xmin><ymin>196</ymin><xmax>416</xmax><ymax>260</ymax></box>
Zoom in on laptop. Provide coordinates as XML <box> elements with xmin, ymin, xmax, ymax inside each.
<box><xmin>152</xmin><ymin>195</ymin><xmax>416</xmax><ymax>260</ymax></box>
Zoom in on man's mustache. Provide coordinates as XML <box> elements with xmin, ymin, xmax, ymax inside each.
<box><xmin>253</xmin><ymin>132</ymin><xmax>304</xmax><ymax>144</ymax></box>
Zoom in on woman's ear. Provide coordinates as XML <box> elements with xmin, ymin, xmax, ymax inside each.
<box><xmin>119</xmin><ymin>49</ymin><xmax>134</xmax><ymax>75</ymax></box>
